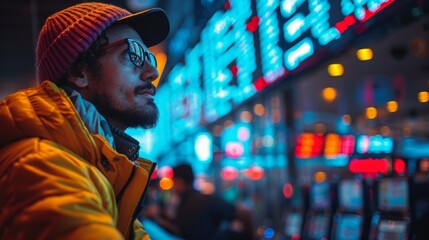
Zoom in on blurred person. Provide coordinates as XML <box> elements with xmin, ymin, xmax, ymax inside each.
<box><xmin>0</xmin><ymin>2</ymin><xmax>169</xmax><ymax>239</ymax></box>
<box><xmin>147</xmin><ymin>163</ymin><xmax>256</xmax><ymax>240</ymax></box>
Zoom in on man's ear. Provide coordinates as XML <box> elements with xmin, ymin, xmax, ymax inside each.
<box><xmin>68</xmin><ymin>74</ymin><xmax>89</xmax><ymax>88</ymax></box>
<box><xmin>67</xmin><ymin>62</ymin><xmax>89</xmax><ymax>88</ymax></box>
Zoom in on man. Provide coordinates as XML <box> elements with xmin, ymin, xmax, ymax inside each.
<box><xmin>0</xmin><ymin>2</ymin><xmax>169</xmax><ymax>239</ymax></box>
<box><xmin>152</xmin><ymin>163</ymin><xmax>256</xmax><ymax>240</ymax></box>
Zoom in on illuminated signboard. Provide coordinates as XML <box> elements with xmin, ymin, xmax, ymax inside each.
<box><xmin>349</xmin><ymin>158</ymin><xmax>390</xmax><ymax>174</ymax></box>
<box><xmin>295</xmin><ymin>133</ymin><xmax>356</xmax><ymax>159</ymax></box>
<box><xmin>349</xmin><ymin>157</ymin><xmax>406</xmax><ymax>175</ymax></box>
<box><xmin>294</xmin><ymin>133</ymin><xmax>393</xmax><ymax>159</ymax></box>
<box><xmin>164</xmin><ymin>0</ymin><xmax>400</xmax><ymax>137</ymax></box>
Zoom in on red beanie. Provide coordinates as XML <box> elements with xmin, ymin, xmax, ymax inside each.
<box><xmin>36</xmin><ymin>2</ymin><xmax>169</xmax><ymax>83</ymax></box>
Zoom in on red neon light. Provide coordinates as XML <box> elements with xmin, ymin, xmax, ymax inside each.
<box><xmin>341</xmin><ymin>135</ymin><xmax>355</xmax><ymax>156</ymax></box>
<box><xmin>246</xmin><ymin>16</ymin><xmax>260</xmax><ymax>32</ymax></box>
<box><xmin>295</xmin><ymin>133</ymin><xmax>324</xmax><ymax>158</ymax></box>
<box><xmin>230</xmin><ymin>65</ymin><xmax>238</xmax><ymax>77</ymax></box>
<box><xmin>224</xmin><ymin>0</ymin><xmax>231</xmax><ymax>10</ymax></box>
<box><xmin>221</xmin><ymin>166</ymin><xmax>238</xmax><ymax>181</ymax></box>
<box><xmin>394</xmin><ymin>158</ymin><xmax>406</xmax><ymax>174</ymax></box>
<box><xmin>245</xmin><ymin>166</ymin><xmax>264</xmax><ymax>180</ymax></box>
<box><xmin>335</xmin><ymin>15</ymin><xmax>357</xmax><ymax>34</ymax></box>
<box><xmin>253</xmin><ymin>76</ymin><xmax>269</xmax><ymax>92</ymax></box>
<box><xmin>283</xmin><ymin>182</ymin><xmax>294</xmax><ymax>199</ymax></box>
<box><xmin>253</xmin><ymin>70</ymin><xmax>288</xmax><ymax>92</ymax></box>
<box><xmin>349</xmin><ymin>158</ymin><xmax>390</xmax><ymax>174</ymax></box>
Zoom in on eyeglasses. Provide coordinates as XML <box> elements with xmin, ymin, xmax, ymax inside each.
<box><xmin>98</xmin><ymin>38</ymin><xmax>157</xmax><ymax>68</ymax></box>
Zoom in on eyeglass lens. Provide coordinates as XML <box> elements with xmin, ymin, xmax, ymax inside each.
<box><xmin>128</xmin><ymin>39</ymin><xmax>157</xmax><ymax>68</ymax></box>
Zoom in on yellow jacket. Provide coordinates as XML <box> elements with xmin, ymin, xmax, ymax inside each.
<box><xmin>0</xmin><ymin>81</ymin><xmax>155</xmax><ymax>240</ymax></box>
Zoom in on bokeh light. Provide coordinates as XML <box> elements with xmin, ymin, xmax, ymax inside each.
<box><xmin>366</xmin><ymin>107</ymin><xmax>377</xmax><ymax>119</ymax></box>
<box><xmin>356</xmin><ymin>48</ymin><xmax>373</xmax><ymax>61</ymax></box>
<box><xmin>322</xmin><ymin>87</ymin><xmax>337</xmax><ymax>102</ymax></box>
<box><xmin>159</xmin><ymin>177</ymin><xmax>173</xmax><ymax>190</ymax></box>
<box><xmin>327</xmin><ymin>63</ymin><xmax>344</xmax><ymax>76</ymax></box>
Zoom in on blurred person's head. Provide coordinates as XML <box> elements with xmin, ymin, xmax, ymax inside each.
<box><xmin>36</xmin><ymin>2</ymin><xmax>169</xmax><ymax>130</ymax></box>
<box><xmin>172</xmin><ymin>163</ymin><xmax>194</xmax><ymax>195</ymax></box>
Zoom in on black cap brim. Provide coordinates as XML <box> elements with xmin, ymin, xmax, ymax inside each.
<box><xmin>116</xmin><ymin>8</ymin><xmax>170</xmax><ymax>47</ymax></box>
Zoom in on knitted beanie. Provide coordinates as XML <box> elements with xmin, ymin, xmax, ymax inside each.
<box><xmin>36</xmin><ymin>2</ymin><xmax>169</xmax><ymax>83</ymax></box>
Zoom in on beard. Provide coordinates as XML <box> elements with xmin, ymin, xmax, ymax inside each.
<box><xmin>92</xmin><ymin>89</ymin><xmax>159</xmax><ymax>129</ymax></box>
<box><xmin>107</xmin><ymin>100</ymin><xmax>159</xmax><ymax>129</ymax></box>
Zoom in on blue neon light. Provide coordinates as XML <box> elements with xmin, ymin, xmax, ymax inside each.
<box><xmin>195</xmin><ymin>132</ymin><xmax>213</xmax><ymax>162</ymax></box>
<box><xmin>284</xmin><ymin>38</ymin><xmax>314</xmax><ymax>70</ymax></box>
<box><xmin>356</xmin><ymin>135</ymin><xmax>393</xmax><ymax>154</ymax></box>
<box><xmin>157</xmin><ymin>0</ymin><xmax>397</xmax><ymax>144</ymax></box>
<box><xmin>284</xmin><ymin>13</ymin><xmax>306</xmax><ymax>42</ymax></box>
<box><xmin>257</xmin><ymin>0</ymin><xmax>286</xmax><ymax>82</ymax></box>
<box><xmin>281</xmin><ymin>0</ymin><xmax>306</xmax><ymax>18</ymax></box>
<box><xmin>201</xmin><ymin>0</ymin><xmax>257</xmax><ymax>121</ymax></box>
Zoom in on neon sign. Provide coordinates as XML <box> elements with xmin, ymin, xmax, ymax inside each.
<box><xmin>295</xmin><ymin>133</ymin><xmax>356</xmax><ymax>159</ymax></box>
<box><xmin>295</xmin><ymin>133</ymin><xmax>324</xmax><ymax>158</ymax></box>
<box><xmin>295</xmin><ymin>133</ymin><xmax>393</xmax><ymax>159</ymax></box>
<box><xmin>356</xmin><ymin>135</ymin><xmax>393</xmax><ymax>154</ymax></box>
<box><xmin>164</xmin><ymin>0</ymin><xmax>397</xmax><ymax>138</ymax></box>
<box><xmin>349</xmin><ymin>158</ymin><xmax>390</xmax><ymax>174</ymax></box>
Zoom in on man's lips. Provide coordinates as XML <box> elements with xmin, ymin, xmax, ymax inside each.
<box><xmin>137</xmin><ymin>88</ymin><xmax>155</xmax><ymax>95</ymax></box>
<box><xmin>135</xmin><ymin>85</ymin><xmax>156</xmax><ymax>96</ymax></box>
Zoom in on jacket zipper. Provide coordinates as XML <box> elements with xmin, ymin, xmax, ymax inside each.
<box><xmin>116</xmin><ymin>166</ymin><xmax>136</xmax><ymax>204</ymax></box>
<box><xmin>133</xmin><ymin>162</ymin><xmax>157</xmax><ymax>220</ymax></box>
<box><xmin>120</xmin><ymin>162</ymin><xmax>157</xmax><ymax>240</ymax></box>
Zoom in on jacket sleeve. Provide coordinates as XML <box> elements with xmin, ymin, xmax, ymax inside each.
<box><xmin>0</xmin><ymin>139</ymin><xmax>124</xmax><ymax>240</ymax></box>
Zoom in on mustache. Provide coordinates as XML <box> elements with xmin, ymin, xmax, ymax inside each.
<box><xmin>134</xmin><ymin>82</ymin><xmax>157</xmax><ymax>95</ymax></box>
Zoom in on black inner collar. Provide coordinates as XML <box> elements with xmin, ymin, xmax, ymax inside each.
<box><xmin>109</xmin><ymin>124</ymin><xmax>140</xmax><ymax>162</ymax></box>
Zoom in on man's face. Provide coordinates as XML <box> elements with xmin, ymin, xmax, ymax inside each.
<box><xmin>84</xmin><ymin>24</ymin><xmax>159</xmax><ymax>129</ymax></box>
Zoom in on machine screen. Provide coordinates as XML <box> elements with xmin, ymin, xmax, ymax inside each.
<box><xmin>377</xmin><ymin>220</ymin><xmax>407</xmax><ymax>240</ymax></box>
<box><xmin>378</xmin><ymin>178</ymin><xmax>408</xmax><ymax>211</ymax></box>
<box><xmin>335</xmin><ymin>214</ymin><xmax>362</xmax><ymax>240</ymax></box>
<box><xmin>310</xmin><ymin>182</ymin><xmax>330</xmax><ymax>209</ymax></box>
<box><xmin>339</xmin><ymin>179</ymin><xmax>363</xmax><ymax>211</ymax></box>
<box><xmin>309</xmin><ymin>213</ymin><xmax>330</xmax><ymax>239</ymax></box>
<box><xmin>285</xmin><ymin>212</ymin><xmax>303</xmax><ymax>237</ymax></box>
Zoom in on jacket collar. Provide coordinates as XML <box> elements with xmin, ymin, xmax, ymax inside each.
<box><xmin>109</xmin><ymin>124</ymin><xmax>140</xmax><ymax>162</ymax></box>
<box><xmin>61</xmin><ymin>86</ymin><xmax>115</xmax><ymax>147</ymax></box>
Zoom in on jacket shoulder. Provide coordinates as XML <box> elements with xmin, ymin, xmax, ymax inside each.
<box><xmin>0</xmin><ymin>137</ymin><xmax>120</xmax><ymax>239</ymax></box>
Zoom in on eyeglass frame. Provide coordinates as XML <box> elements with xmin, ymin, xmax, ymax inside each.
<box><xmin>98</xmin><ymin>38</ymin><xmax>157</xmax><ymax>68</ymax></box>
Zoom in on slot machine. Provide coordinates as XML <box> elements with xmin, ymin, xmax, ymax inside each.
<box><xmin>330</xmin><ymin>178</ymin><xmax>368</xmax><ymax>240</ymax></box>
<box><xmin>369</xmin><ymin>177</ymin><xmax>410</xmax><ymax>240</ymax></box>
<box><xmin>283</xmin><ymin>184</ymin><xmax>309</xmax><ymax>240</ymax></box>
<box><xmin>409</xmin><ymin>158</ymin><xmax>429</xmax><ymax>239</ymax></box>
<box><xmin>302</xmin><ymin>181</ymin><xmax>336</xmax><ymax>240</ymax></box>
